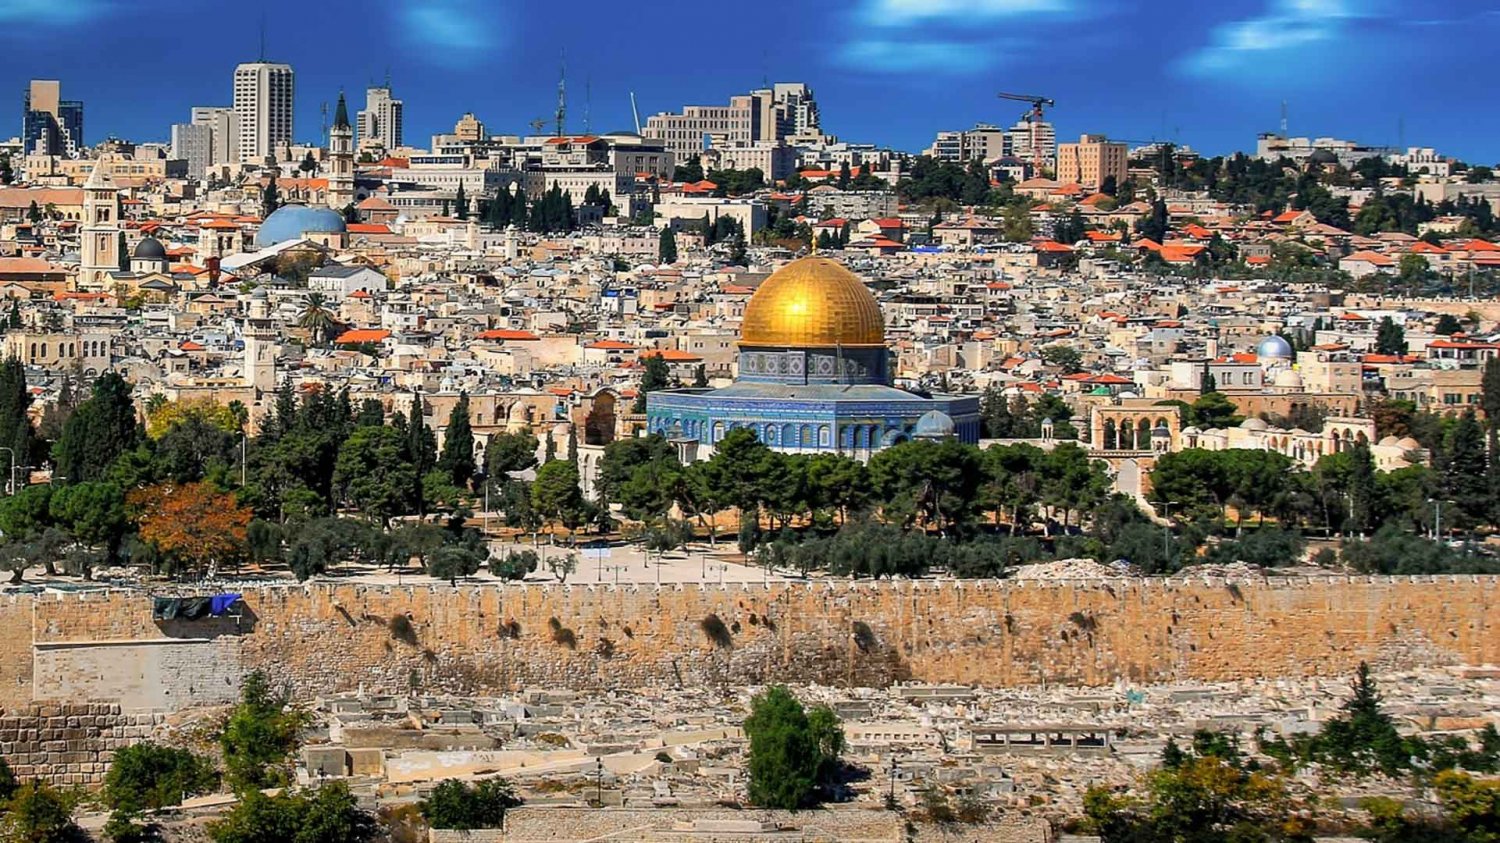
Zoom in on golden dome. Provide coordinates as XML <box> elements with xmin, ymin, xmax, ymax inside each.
<box><xmin>739</xmin><ymin>257</ymin><xmax>885</xmax><ymax>348</ymax></box>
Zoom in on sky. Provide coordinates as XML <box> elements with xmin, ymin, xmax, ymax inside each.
<box><xmin>3</xmin><ymin>0</ymin><xmax>1500</xmax><ymax>162</ymax></box>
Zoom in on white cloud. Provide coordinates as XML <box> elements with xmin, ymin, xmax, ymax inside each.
<box><xmin>393</xmin><ymin>0</ymin><xmax>499</xmax><ymax>64</ymax></box>
<box><xmin>838</xmin><ymin>0</ymin><xmax>1087</xmax><ymax>75</ymax></box>
<box><xmin>837</xmin><ymin>38</ymin><xmax>1002</xmax><ymax>73</ymax></box>
<box><xmin>863</xmin><ymin>0</ymin><xmax>1076</xmax><ymax>25</ymax></box>
<box><xmin>0</xmin><ymin>0</ymin><xmax>110</xmax><ymax>26</ymax></box>
<box><xmin>1180</xmin><ymin>0</ymin><xmax>1376</xmax><ymax>76</ymax></box>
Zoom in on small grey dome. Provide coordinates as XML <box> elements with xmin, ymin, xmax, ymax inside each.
<box><xmin>1256</xmin><ymin>335</ymin><xmax>1293</xmax><ymax>360</ymax></box>
<box><xmin>133</xmin><ymin>236</ymin><xmax>166</xmax><ymax>259</ymax></box>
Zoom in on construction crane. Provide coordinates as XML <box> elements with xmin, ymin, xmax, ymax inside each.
<box><xmin>997</xmin><ymin>92</ymin><xmax>1055</xmax><ymax>175</ymax></box>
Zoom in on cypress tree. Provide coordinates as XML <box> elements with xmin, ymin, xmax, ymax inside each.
<box><xmin>406</xmin><ymin>392</ymin><xmax>437</xmax><ymax>515</ymax></box>
<box><xmin>438</xmin><ymin>393</ymin><xmax>475</xmax><ymax>488</ymax></box>
<box><xmin>52</xmin><ymin>372</ymin><xmax>138</xmax><ymax>484</ymax></box>
<box><xmin>1440</xmin><ymin>409</ymin><xmax>1488</xmax><ymax>525</ymax></box>
<box><xmin>0</xmin><ymin>357</ymin><xmax>36</xmax><ymax>485</ymax></box>
<box><xmin>659</xmin><ymin>228</ymin><xmax>678</xmax><ymax>264</ymax></box>
<box><xmin>509</xmin><ymin>185</ymin><xmax>528</xmax><ymax>229</ymax></box>
<box><xmin>455</xmin><ymin>183</ymin><xmax>468</xmax><ymax>220</ymax></box>
<box><xmin>1346</xmin><ymin>442</ymin><xmax>1376</xmax><ymax>536</ymax></box>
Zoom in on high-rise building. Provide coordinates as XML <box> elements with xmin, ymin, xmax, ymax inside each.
<box><xmin>1004</xmin><ymin>118</ymin><xmax>1056</xmax><ymax>172</ymax></box>
<box><xmin>453</xmin><ymin>112</ymin><xmax>485</xmax><ymax>143</ymax></box>
<box><xmin>22</xmin><ymin>80</ymin><xmax>83</xmax><ymax>157</ymax></box>
<box><xmin>170</xmin><ymin>122</ymin><xmax>214</xmax><ymax>177</ymax></box>
<box><xmin>327</xmin><ymin>92</ymin><xmax>355</xmax><ymax>210</ymax></box>
<box><xmin>173</xmin><ymin>106</ymin><xmax>239</xmax><ymax>177</ymax></box>
<box><xmin>233</xmin><ymin>62</ymin><xmax>294</xmax><ymax>164</ymax></box>
<box><xmin>356</xmin><ymin>85</ymin><xmax>403</xmax><ymax>151</ymax></box>
<box><xmin>192</xmin><ymin>106</ymin><xmax>240</xmax><ymax>168</ymax></box>
<box><xmin>1056</xmin><ymin>134</ymin><xmax>1128</xmax><ymax>190</ymax></box>
<box><xmin>768</xmin><ymin>83</ymin><xmax>821</xmax><ymax>137</ymax></box>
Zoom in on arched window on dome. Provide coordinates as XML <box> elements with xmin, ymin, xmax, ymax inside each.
<box><xmin>712</xmin><ymin>422</ymin><xmax>724</xmax><ymax>443</ymax></box>
<box><xmin>819</xmin><ymin>425</ymin><xmax>830</xmax><ymax>447</ymax></box>
<box><xmin>800</xmin><ymin>424</ymin><xmax>812</xmax><ymax>449</ymax></box>
<box><xmin>781</xmin><ymin>423</ymin><xmax>796</xmax><ymax>447</ymax></box>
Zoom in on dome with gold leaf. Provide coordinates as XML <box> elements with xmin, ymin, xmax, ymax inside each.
<box><xmin>739</xmin><ymin>257</ymin><xmax>885</xmax><ymax>348</ymax></box>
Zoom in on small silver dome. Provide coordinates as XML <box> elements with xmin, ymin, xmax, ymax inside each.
<box><xmin>1256</xmin><ymin>335</ymin><xmax>1293</xmax><ymax>360</ymax></box>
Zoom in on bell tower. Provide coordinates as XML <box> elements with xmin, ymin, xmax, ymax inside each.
<box><xmin>79</xmin><ymin>165</ymin><xmax>122</xmax><ymax>290</ymax></box>
<box><xmin>327</xmin><ymin>91</ymin><xmax>355</xmax><ymax>211</ymax></box>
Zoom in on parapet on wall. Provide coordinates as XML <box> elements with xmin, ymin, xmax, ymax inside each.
<box><xmin>4</xmin><ymin>576</ymin><xmax>1497</xmax><ymax>711</ymax></box>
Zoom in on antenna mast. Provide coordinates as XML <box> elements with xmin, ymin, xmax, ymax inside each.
<box><xmin>630</xmin><ymin>92</ymin><xmax>642</xmax><ymax>135</ymax></box>
<box><xmin>584</xmin><ymin>76</ymin><xmax>591</xmax><ymax>134</ymax></box>
<box><xmin>320</xmin><ymin>101</ymin><xmax>329</xmax><ymax>147</ymax></box>
<box><xmin>258</xmin><ymin>14</ymin><xmax>267</xmax><ymax>61</ymax></box>
<box><xmin>554</xmin><ymin>50</ymin><xmax>567</xmax><ymax>139</ymax></box>
<box><xmin>1280</xmin><ymin>100</ymin><xmax>1288</xmax><ymax>135</ymax></box>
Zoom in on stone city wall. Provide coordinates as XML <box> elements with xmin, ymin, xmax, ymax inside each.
<box><xmin>0</xmin><ymin>576</ymin><xmax>1494</xmax><ymax>712</ymax></box>
<box><xmin>0</xmin><ymin>703</ymin><xmax>166</xmax><ymax>785</ymax></box>
<box><xmin>435</xmin><ymin>806</ymin><xmax>1050</xmax><ymax>843</ymax></box>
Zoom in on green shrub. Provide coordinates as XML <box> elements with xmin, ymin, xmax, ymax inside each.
<box><xmin>104</xmin><ymin>741</ymin><xmax>218</xmax><ymax>812</ymax></box>
<box><xmin>419</xmin><ymin>778</ymin><xmax>520</xmax><ymax>830</ymax></box>
<box><xmin>0</xmin><ymin>779</ymin><xmax>82</xmax><ymax>842</ymax></box>
<box><xmin>209</xmin><ymin>782</ymin><xmax>374</xmax><ymax>843</ymax></box>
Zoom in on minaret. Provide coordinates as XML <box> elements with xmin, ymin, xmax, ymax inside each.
<box><xmin>79</xmin><ymin>165</ymin><xmax>122</xmax><ymax>290</ymax></box>
<box><xmin>327</xmin><ymin>91</ymin><xmax>354</xmax><ymax>211</ymax></box>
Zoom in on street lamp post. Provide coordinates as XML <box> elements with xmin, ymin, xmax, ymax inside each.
<box><xmin>1161</xmin><ymin>501</ymin><xmax>1177</xmax><ymax>567</ymax></box>
<box><xmin>0</xmin><ymin>447</ymin><xmax>13</xmax><ymax>495</ymax></box>
<box><xmin>1428</xmin><ymin>498</ymin><xmax>1442</xmax><ymax>541</ymax></box>
<box><xmin>595</xmin><ymin>757</ymin><xmax>603</xmax><ymax>807</ymax></box>
<box><xmin>888</xmin><ymin>755</ymin><xmax>899</xmax><ymax>809</ymax></box>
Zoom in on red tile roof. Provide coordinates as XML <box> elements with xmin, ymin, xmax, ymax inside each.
<box><xmin>334</xmin><ymin>328</ymin><xmax>392</xmax><ymax>344</ymax></box>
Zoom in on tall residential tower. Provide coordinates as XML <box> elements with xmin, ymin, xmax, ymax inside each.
<box><xmin>356</xmin><ymin>85</ymin><xmax>403</xmax><ymax>152</ymax></box>
<box><xmin>233</xmin><ymin>62</ymin><xmax>294</xmax><ymax>164</ymax></box>
<box><xmin>22</xmin><ymin>80</ymin><xmax>83</xmax><ymax>157</ymax></box>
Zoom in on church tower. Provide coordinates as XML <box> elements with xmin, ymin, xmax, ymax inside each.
<box><xmin>79</xmin><ymin>165</ymin><xmax>122</xmax><ymax>290</ymax></box>
<box><xmin>327</xmin><ymin>91</ymin><xmax>355</xmax><ymax>212</ymax></box>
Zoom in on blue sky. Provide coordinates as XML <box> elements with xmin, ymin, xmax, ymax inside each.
<box><xmin>3</xmin><ymin>0</ymin><xmax>1499</xmax><ymax>162</ymax></box>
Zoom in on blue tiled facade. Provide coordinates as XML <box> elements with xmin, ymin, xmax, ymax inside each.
<box><xmin>647</xmin><ymin>381</ymin><xmax>981</xmax><ymax>460</ymax></box>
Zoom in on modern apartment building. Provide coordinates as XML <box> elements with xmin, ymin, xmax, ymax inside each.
<box><xmin>1056</xmin><ymin>134</ymin><xmax>1128</xmax><ymax>189</ymax></box>
<box><xmin>233</xmin><ymin>62</ymin><xmax>294</xmax><ymax>163</ymax></box>
<box><xmin>22</xmin><ymin>80</ymin><xmax>83</xmax><ymax>157</ymax></box>
<box><xmin>925</xmin><ymin>124</ymin><xmax>1006</xmax><ymax>163</ymax></box>
<box><xmin>170</xmin><ymin>122</ymin><xmax>213</xmax><ymax>176</ymax></box>
<box><xmin>454</xmin><ymin>112</ymin><xmax>486</xmax><ymax>144</ymax></box>
<box><xmin>643</xmin><ymin>84</ymin><xmax>818</xmax><ymax>161</ymax></box>
<box><xmin>357</xmin><ymin>85</ymin><xmax>404</xmax><ymax>151</ymax></box>
<box><xmin>192</xmin><ymin>106</ymin><xmax>240</xmax><ymax>169</ymax></box>
<box><xmin>1005</xmin><ymin>118</ymin><xmax>1056</xmax><ymax>170</ymax></box>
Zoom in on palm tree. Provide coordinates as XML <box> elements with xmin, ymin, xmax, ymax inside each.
<box><xmin>296</xmin><ymin>294</ymin><xmax>339</xmax><ymax>347</ymax></box>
